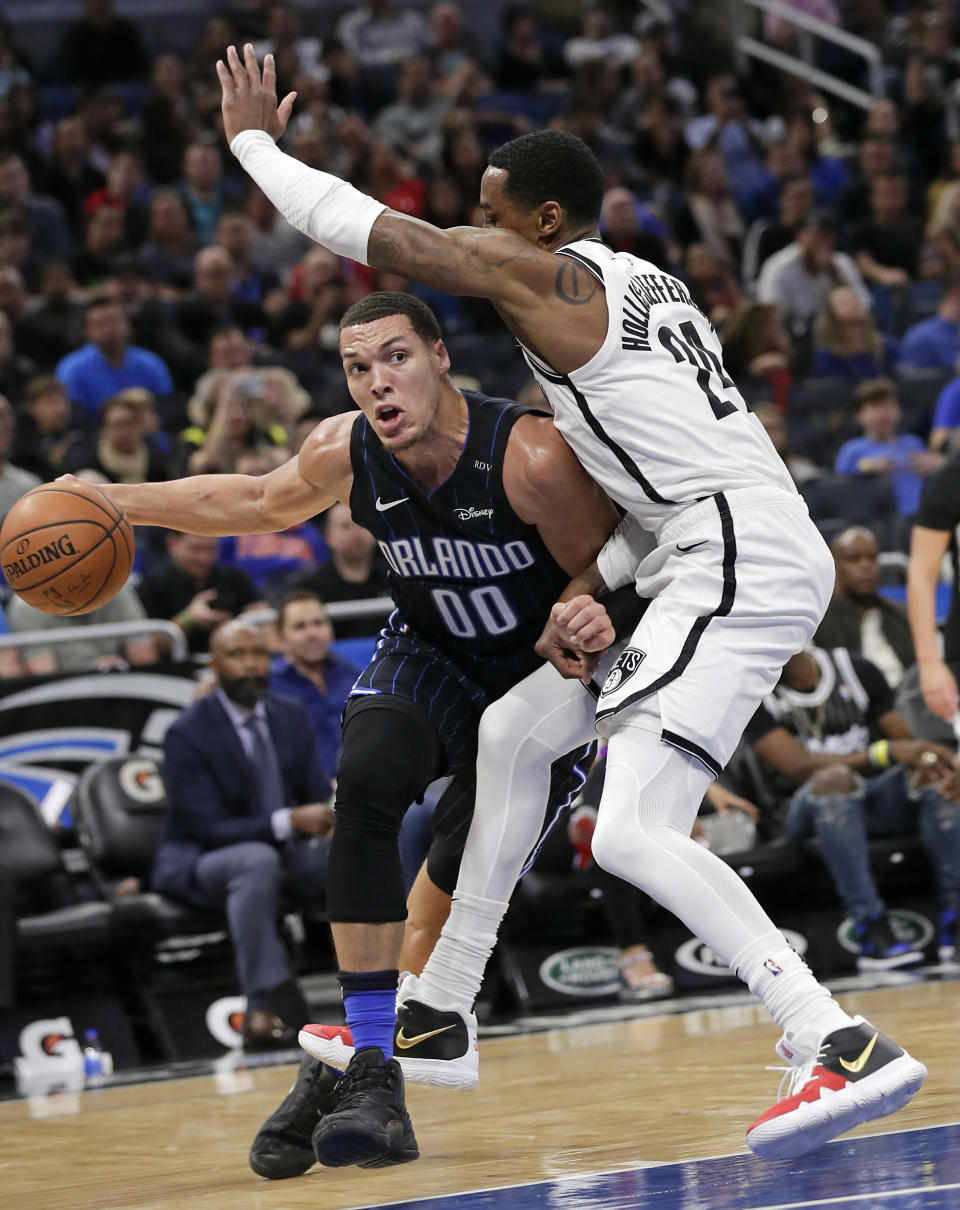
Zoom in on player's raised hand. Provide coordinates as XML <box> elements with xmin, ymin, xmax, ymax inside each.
<box><xmin>217</xmin><ymin>44</ymin><xmax>296</xmax><ymax>145</ymax></box>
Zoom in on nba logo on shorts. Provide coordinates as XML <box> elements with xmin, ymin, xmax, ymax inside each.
<box><xmin>601</xmin><ymin>647</ymin><xmax>646</xmax><ymax>695</ymax></box>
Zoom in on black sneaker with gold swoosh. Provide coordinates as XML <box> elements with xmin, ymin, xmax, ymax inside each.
<box><xmin>249</xmin><ymin>1054</ymin><xmax>339</xmax><ymax>1179</ymax></box>
<box><xmin>299</xmin><ymin>973</ymin><xmax>480</xmax><ymax>1091</ymax></box>
<box><xmin>746</xmin><ymin>1014</ymin><xmax>927</xmax><ymax>1159</ymax></box>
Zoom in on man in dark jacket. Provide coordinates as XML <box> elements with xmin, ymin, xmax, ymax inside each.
<box><xmin>816</xmin><ymin>526</ymin><xmax>915</xmax><ymax>689</ymax></box>
<box><xmin>154</xmin><ymin>618</ymin><xmax>332</xmax><ymax>1048</ymax></box>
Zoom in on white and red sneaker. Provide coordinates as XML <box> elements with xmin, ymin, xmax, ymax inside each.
<box><xmin>299</xmin><ymin>973</ymin><xmax>479</xmax><ymax>1091</ymax></box>
<box><xmin>746</xmin><ymin>1015</ymin><xmax>927</xmax><ymax>1160</ymax></box>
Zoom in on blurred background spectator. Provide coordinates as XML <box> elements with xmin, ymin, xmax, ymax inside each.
<box><xmin>811</xmin><ymin>285</ymin><xmax>898</xmax><ymax>380</ymax></box>
<box><xmin>7</xmin><ymin>580</ymin><xmax>159</xmax><ymax>673</ymax></box>
<box><xmin>834</xmin><ymin>378</ymin><xmax>941</xmax><ymax>519</ymax></box>
<box><xmin>0</xmin><ymin>392</ymin><xmax>39</xmax><ymax>519</ymax></box>
<box><xmin>287</xmin><ymin>501</ymin><xmax>387</xmax><ymax>639</ymax></box>
<box><xmin>136</xmin><ymin>530</ymin><xmax>260</xmax><ymax>655</ymax></box>
<box><xmin>56</xmin><ymin>296</ymin><xmax>173</xmax><ymax>421</ymax></box>
<box><xmin>816</xmin><ymin>526</ymin><xmax>915</xmax><ymax>690</ymax></box>
<box><xmin>269</xmin><ymin>589</ymin><xmax>361</xmax><ymax>779</ymax></box>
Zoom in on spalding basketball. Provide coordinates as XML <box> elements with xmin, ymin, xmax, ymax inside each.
<box><xmin>0</xmin><ymin>481</ymin><xmax>135</xmax><ymax>616</ymax></box>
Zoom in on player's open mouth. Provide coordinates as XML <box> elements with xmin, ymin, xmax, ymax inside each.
<box><xmin>376</xmin><ymin>404</ymin><xmax>404</xmax><ymax>431</ymax></box>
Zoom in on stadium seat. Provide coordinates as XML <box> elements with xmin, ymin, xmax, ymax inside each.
<box><xmin>788</xmin><ymin>376</ymin><xmax>852</xmax><ymax>418</ymax></box>
<box><xmin>0</xmin><ymin>782</ymin><xmax>115</xmax><ymax>1010</ymax></box>
<box><xmin>74</xmin><ymin>756</ymin><xmax>224</xmax><ymax>937</ymax></box>
<box><xmin>74</xmin><ymin>757</ymin><xmax>241</xmax><ymax>1060</ymax></box>
<box><xmin>801</xmin><ymin>473</ymin><xmax>898</xmax><ymax>530</ymax></box>
<box><xmin>0</xmin><ymin>782</ymin><xmax>114</xmax><ymax>949</ymax></box>
<box><xmin>895</xmin><ymin>367</ymin><xmax>954</xmax><ymax>438</ymax></box>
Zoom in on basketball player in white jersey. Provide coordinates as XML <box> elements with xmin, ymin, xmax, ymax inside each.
<box><xmin>218</xmin><ymin>47</ymin><xmax>926</xmax><ymax>1162</ymax></box>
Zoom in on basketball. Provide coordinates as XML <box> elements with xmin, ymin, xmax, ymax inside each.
<box><xmin>0</xmin><ymin>481</ymin><xmax>135</xmax><ymax>617</ymax></box>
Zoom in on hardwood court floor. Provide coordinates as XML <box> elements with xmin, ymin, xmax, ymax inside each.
<box><xmin>2</xmin><ymin>979</ymin><xmax>956</xmax><ymax>1210</ymax></box>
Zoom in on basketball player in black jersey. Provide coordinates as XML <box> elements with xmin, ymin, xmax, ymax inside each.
<box><xmin>77</xmin><ymin>291</ymin><xmax>620</xmax><ymax>1171</ymax></box>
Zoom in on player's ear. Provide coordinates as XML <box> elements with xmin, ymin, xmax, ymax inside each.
<box><xmin>537</xmin><ymin>201</ymin><xmax>563</xmax><ymax>240</ymax></box>
<box><xmin>434</xmin><ymin>338</ymin><xmax>451</xmax><ymax>375</ymax></box>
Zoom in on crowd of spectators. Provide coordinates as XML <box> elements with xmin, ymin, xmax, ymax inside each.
<box><xmin>0</xmin><ymin>1</ymin><xmax>955</xmax><ymax>637</ymax></box>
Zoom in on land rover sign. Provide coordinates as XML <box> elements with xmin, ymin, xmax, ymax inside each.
<box><xmin>538</xmin><ymin>946</ymin><xmax>622</xmax><ymax>997</ymax></box>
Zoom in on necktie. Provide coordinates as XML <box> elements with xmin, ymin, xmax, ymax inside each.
<box><xmin>244</xmin><ymin>714</ymin><xmax>287</xmax><ymax>815</ymax></box>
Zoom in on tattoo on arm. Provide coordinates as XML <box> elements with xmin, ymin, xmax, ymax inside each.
<box><xmin>580</xmin><ymin>563</ymin><xmax>609</xmax><ymax>598</ymax></box>
<box><xmin>554</xmin><ymin>262</ymin><xmax>599</xmax><ymax>306</ymax></box>
<box><xmin>367</xmin><ymin>216</ymin><xmax>538</xmax><ymax>296</ymax></box>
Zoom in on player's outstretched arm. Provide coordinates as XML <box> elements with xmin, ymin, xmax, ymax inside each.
<box><xmin>218</xmin><ymin>46</ymin><xmax>552</xmax><ymax>312</ymax></box>
<box><xmin>75</xmin><ymin>414</ymin><xmax>355</xmax><ymax>535</ymax></box>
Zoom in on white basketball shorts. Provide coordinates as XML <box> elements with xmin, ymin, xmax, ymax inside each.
<box><xmin>595</xmin><ymin>486</ymin><xmax>835</xmax><ymax>775</ymax></box>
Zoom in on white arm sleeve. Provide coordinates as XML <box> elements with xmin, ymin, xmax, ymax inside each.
<box><xmin>230</xmin><ymin>130</ymin><xmax>386</xmax><ymax>264</ymax></box>
<box><xmin>596</xmin><ymin>513</ymin><xmax>653</xmax><ymax>591</ymax></box>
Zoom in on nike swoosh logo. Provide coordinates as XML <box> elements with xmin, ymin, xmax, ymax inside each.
<box><xmin>375</xmin><ymin>496</ymin><xmax>409</xmax><ymax>512</ymax></box>
<box><xmin>395</xmin><ymin>1024</ymin><xmax>455</xmax><ymax>1050</ymax></box>
<box><xmin>676</xmin><ymin>539</ymin><xmax>708</xmax><ymax>554</ymax></box>
<box><xmin>839</xmin><ymin>1030</ymin><xmax>879</xmax><ymax>1074</ymax></box>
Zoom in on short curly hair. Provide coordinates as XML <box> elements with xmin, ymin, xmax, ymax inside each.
<box><xmin>339</xmin><ymin>292</ymin><xmax>442</xmax><ymax>347</ymax></box>
<box><xmin>487</xmin><ymin>131</ymin><xmax>605</xmax><ymax>228</ymax></box>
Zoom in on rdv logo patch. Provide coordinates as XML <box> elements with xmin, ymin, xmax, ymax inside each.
<box><xmin>601</xmin><ymin>647</ymin><xmax>646</xmax><ymax>695</ymax></box>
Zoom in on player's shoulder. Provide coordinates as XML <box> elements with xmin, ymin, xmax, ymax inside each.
<box><xmin>300</xmin><ymin>410</ymin><xmax>362</xmax><ymax>453</ymax></box>
<box><xmin>298</xmin><ymin>410</ymin><xmax>361</xmax><ymax>482</ymax></box>
<box><xmin>503</xmin><ymin>409</ymin><xmax>580</xmax><ymax>501</ymax></box>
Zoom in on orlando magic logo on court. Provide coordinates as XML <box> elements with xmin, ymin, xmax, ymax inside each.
<box><xmin>601</xmin><ymin>647</ymin><xmax>646</xmax><ymax>695</ymax></box>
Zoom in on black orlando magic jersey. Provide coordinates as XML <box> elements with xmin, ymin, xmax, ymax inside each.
<box><xmin>349</xmin><ymin>391</ymin><xmax>571</xmax><ymax>700</ymax></box>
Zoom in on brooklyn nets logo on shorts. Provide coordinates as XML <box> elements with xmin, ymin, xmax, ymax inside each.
<box><xmin>601</xmin><ymin>647</ymin><xmax>646</xmax><ymax>695</ymax></box>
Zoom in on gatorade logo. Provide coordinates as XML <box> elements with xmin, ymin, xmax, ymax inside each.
<box><xmin>118</xmin><ymin>759</ymin><xmax>165</xmax><ymax>804</ymax></box>
<box><xmin>205</xmin><ymin>995</ymin><xmax>247</xmax><ymax>1049</ymax></box>
<box><xmin>3</xmin><ymin>534</ymin><xmax>77</xmax><ymax>581</ymax></box>
<box><xmin>18</xmin><ymin>1016</ymin><xmax>82</xmax><ymax>1064</ymax></box>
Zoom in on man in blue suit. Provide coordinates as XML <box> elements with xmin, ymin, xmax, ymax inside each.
<box><xmin>154</xmin><ymin>618</ymin><xmax>333</xmax><ymax>1049</ymax></box>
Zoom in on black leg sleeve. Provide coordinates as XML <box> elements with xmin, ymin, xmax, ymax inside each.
<box><xmin>326</xmin><ymin>700</ymin><xmax>443</xmax><ymax>924</ymax></box>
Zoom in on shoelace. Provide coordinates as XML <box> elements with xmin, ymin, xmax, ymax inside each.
<box><xmin>336</xmin><ymin>1062</ymin><xmax>388</xmax><ymax>1103</ymax></box>
<box><xmin>765</xmin><ymin>1043</ymin><xmax>825</xmax><ymax>1101</ymax></box>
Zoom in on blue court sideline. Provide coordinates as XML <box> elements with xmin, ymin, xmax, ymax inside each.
<box><xmin>364</xmin><ymin>1123</ymin><xmax>960</xmax><ymax>1210</ymax></box>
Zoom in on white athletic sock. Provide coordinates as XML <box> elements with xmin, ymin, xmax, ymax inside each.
<box><xmin>415</xmin><ymin>891</ymin><xmax>506</xmax><ymax>1014</ymax></box>
<box><xmin>731</xmin><ymin>933</ymin><xmax>853</xmax><ymax>1042</ymax></box>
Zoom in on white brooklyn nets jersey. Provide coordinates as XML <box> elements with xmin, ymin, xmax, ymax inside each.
<box><xmin>520</xmin><ymin>239</ymin><xmax>796</xmax><ymax>534</ymax></box>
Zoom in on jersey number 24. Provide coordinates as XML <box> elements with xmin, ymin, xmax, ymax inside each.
<box><xmin>658</xmin><ymin>318</ymin><xmax>742</xmax><ymax>421</ymax></box>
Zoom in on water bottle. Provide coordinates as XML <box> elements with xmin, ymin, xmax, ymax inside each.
<box><xmin>82</xmin><ymin>1029</ymin><xmax>104</xmax><ymax>1086</ymax></box>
